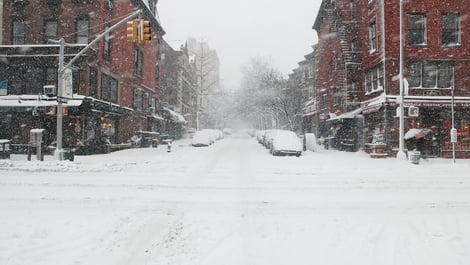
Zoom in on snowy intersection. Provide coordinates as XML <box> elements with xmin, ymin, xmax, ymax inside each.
<box><xmin>1</xmin><ymin>133</ymin><xmax>470</xmax><ymax>265</ymax></box>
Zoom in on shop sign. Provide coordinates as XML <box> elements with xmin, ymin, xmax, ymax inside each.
<box><xmin>451</xmin><ymin>128</ymin><xmax>458</xmax><ymax>143</ymax></box>
<box><xmin>403</xmin><ymin>102</ymin><xmax>470</xmax><ymax>108</ymax></box>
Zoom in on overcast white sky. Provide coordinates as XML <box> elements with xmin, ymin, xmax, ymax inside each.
<box><xmin>158</xmin><ymin>0</ymin><xmax>322</xmax><ymax>90</ymax></box>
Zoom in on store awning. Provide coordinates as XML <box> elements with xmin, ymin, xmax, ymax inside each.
<box><xmin>404</xmin><ymin>128</ymin><xmax>432</xmax><ymax>140</ymax></box>
<box><xmin>0</xmin><ymin>95</ymin><xmax>134</xmax><ymax>116</ymax></box>
<box><xmin>326</xmin><ymin>108</ymin><xmax>362</xmax><ymax>122</ymax></box>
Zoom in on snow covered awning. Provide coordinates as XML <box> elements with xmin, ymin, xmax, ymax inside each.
<box><xmin>0</xmin><ymin>95</ymin><xmax>83</xmax><ymax>113</ymax></box>
<box><xmin>326</xmin><ymin>108</ymin><xmax>362</xmax><ymax>122</ymax></box>
<box><xmin>162</xmin><ymin>107</ymin><xmax>186</xmax><ymax>124</ymax></box>
<box><xmin>0</xmin><ymin>95</ymin><xmax>134</xmax><ymax>116</ymax></box>
<box><xmin>404</xmin><ymin>128</ymin><xmax>432</xmax><ymax>140</ymax></box>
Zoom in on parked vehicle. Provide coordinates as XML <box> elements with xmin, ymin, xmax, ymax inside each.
<box><xmin>262</xmin><ymin>129</ymin><xmax>277</xmax><ymax>149</ymax></box>
<box><xmin>270</xmin><ymin>130</ymin><xmax>302</xmax><ymax>157</ymax></box>
<box><xmin>191</xmin><ymin>129</ymin><xmax>223</xmax><ymax>147</ymax></box>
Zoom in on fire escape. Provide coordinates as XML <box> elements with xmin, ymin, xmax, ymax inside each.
<box><xmin>325</xmin><ymin>2</ymin><xmax>362</xmax><ymax>113</ymax></box>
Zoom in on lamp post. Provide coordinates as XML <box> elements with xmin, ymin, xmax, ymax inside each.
<box><xmin>396</xmin><ymin>0</ymin><xmax>407</xmax><ymax>160</ymax></box>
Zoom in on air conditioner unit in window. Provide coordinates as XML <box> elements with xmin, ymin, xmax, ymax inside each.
<box><xmin>12</xmin><ymin>0</ymin><xmax>26</xmax><ymax>4</ymax></box>
<box><xmin>105</xmin><ymin>0</ymin><xmax>113</xmax><ymax>9</ymax></box>
<box><xmin>43</xmin><ymin>85</ymin><xmax>56</xmax><ymax>97</ymax></box>
<box><xmin>148</xmin><ymin>107</ymin><xmax>155</xmax><ymax>114</ymax></box>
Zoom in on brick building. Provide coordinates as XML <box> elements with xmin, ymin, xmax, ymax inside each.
<box><xmin>314</xmin><ymin>0</ymin><xmax>470</xmax><ymax>157</ymax></box>
<box><xmin>0</xmin><ymin>0</ymin><xmax>165</xmax><ymax>154</ymax></box>
<box><xmin>160</xmin><ymin>40</ymin><xmax>198</xmax><ymax>137</ymax></box>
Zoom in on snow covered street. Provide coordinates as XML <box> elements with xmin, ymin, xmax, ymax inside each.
<box><xmin>1</xmin><ymin>133</ymin><xmax>470</xmax><ymax>265</ymax></box>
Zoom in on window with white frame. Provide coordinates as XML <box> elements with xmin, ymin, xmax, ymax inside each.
<box><xmin>44</xmin><ymin>20</ymin><xmax>58</xmax><ymax>43</ymax></box>
<box><xmin>442</xmin><ymin>13</ymin><xmax>460</xmax><ymax>46</ymax></box>
<box><xmin>408</xmin><ymin>13</ymin><xmax>426</xmax><ymax>45</ymax></box>
<box><xmin>76</xmin><ymin>18</ymin><xmax>89</xmax><ymax>44</ymax></box>
<box><xmin>101</xmin><ymin>73</ymin><xmax>118</xmax><ymax>103</ymax></box>
<box><xmin>321</xmin><ymin>93</ymin><xmax>329</xmax><ymax>110</ymax></box>
<box><xmin>407</xmin><ymin>61</ymin><xmax>453</xmax><ymax>89</ymax></box>
<box><xmin>365</xmin><ymin>64</ymin><xmax>384</xmax><ymax>93</ymax></box>
<box><xmin>333</xmin><ymin>87</ymin><xmax>342</xmax><ymax>106</ymax></box>
<box><xmin>368</xmin><ymin>21</ymin><xmax>376</xmax><ymax>52</ymax></box>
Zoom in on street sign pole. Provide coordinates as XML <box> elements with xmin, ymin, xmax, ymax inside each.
<box><xmin>54</xmin><ymin>9</ymin><xmax>142</xmax><ymax>160</ymax></box>
<box><xmin>396</xmin><ymin>0</ymin><xmax>407</xmax><ymax>160</ymax></box>
<box><xmin>451</xmin><ymin>85</ymin><xmax>456</xmax><ymax>163</ymax></box>
<box><xmin>55</xmin><ymin>38</ymin><xmax>65</xmax><ymax>160</ymax></box>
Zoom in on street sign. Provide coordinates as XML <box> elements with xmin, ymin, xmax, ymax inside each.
<box><xmin>450</xmin><ymin>128</ymin><xmax>458</xmax><ymax>143</ymax></box>
<box><xmin>57</xmin><ymin>96</ymin><xmax>68</xmax><ymax>104</ymax></box>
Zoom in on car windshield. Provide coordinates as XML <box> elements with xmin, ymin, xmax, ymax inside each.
<box><xmin>1</xmin><ymin>1</ymin><xmax>470</xmax><ymax>265</ymax></box>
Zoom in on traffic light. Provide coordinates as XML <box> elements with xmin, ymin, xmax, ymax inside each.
<box><xmin>139</xmin><ymin>19</ymin><xmax>151</xmax><ymax>44</ymax></box>
<box><xmin>126</xmin><ymin>20</ymin><xmax>137</xmax><ymax>42</ymax></box>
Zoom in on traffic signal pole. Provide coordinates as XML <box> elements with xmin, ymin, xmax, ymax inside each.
<box><xmin>54</xmin><ymin>9</ymin><xmax>142</xmax><ymax>160</ymax></box>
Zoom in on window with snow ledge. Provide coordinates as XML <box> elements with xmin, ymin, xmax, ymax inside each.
<box><xmin>368</xmin><ymin>21</ymin><xmax>377</xmax><ymax>53</ymax></box>
<box><xmin>407</xmin><ymin>61</ymin><xmax>454</xmax><ymax>89</ymax></box>
<box><xmin>408</xmin><ymin>13</ymin><xmax>426</xmax><ymax>46</ymax></box>
<box><xmin>442</xmin><ymin>13</ymin><xmax>460</xmax><ymax>47</ymax></box>
<box><xmin>365</xmin><ymin>64</ymin><xmax>383</xmax><ymax>95</ymax></box>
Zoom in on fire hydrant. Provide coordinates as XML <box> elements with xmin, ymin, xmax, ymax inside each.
<box><xmin>166</xmin><ymin>140</ymin><xmax>172</xmax><ymax>152</ymax></box>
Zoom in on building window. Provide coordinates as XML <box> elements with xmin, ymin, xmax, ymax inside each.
<box><xmin>365</xmin><ymin>64</ymin><xmax>384</xmax><ymax>93</ymax></box>
<box><xmin>368</xmin><ymin>21</ymin><xmax>376</xmax><ymax>52</ymax></box>
<box><xmin>101</xmin><ymin>73</ymin><xmax>118</xmax><ymax>103</ymax></box>
<box><xmin>350</xmin><ymin>0</ymin><xmax>355</xmax><ymax>18</ymax></box>
<box><xmin>72</xmin><ymin>69</ymin><xmax>80</xmax><ymax>94</ymax></box>
<box><xmin>45</xmin><ymin>67</ymin><xmax>57</xmax><ymax>86</ymax></box>
<box><xmin>76</xmin><ymin>18</ymin><xmax>89</xmax><ymax>44</ymax></box>
<box><xmin>333</xmin><ymin>87</ymin><xmax>341</xmax><ymax>106</ymax></box>
<box><xmin>442</xmin><ymin>13</ymin><xmax>460</xmax><ymax>46</ymax></box>
<box><xmin>407</xmin><ymin>61</ymin><xmax>453</xmax><ymax>89</ymax></box>
<box><xmin>104</xmin><ymin>25</ymin><xmax>112</xmax><ymax>60</ymax></box>
<box><xmin>133</xmin><ymin>89</ymin><xmax>143</xmax><ymax>111</ymax></box>
<box><xmin>13</xmin><ymin>20</ymin><xmax>25</xmax><ymax>45</ymax></box>
<box><xmin>44</xmin><ymin>20</ymin><xmax>58</xmax><ymax>43</ymax></box>
<box><xmin>321</xmin><ymin>93</ymin><xmax>329</xmax><ymax>110</ymax></box>
<box><xmin>408</xmin><ymin>14</ymin><xmax>426</xmax><ymax>45</ymax></box>
<box><xmin>134</xmin><ymin>47</ymin><xmax>143</xmax><ymax>77</ymax></box>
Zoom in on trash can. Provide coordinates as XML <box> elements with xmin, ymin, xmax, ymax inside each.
<box><xmin>408</xmin><ymin>150</ymin><xmax>421</xmax><ymax>164</ymax></box>
<box><xmin>28</xmin><ymin>129</ymin><xmax>45</xmax><ymax>161</ymax></box>
<box><xmin>62</xmin><ymin>148</ymin><xmax>75</xmax><ymax>161</ymax></box>
<box><xmin>0</xmin><ymin>139</ymin><xmax>10</xmax><ymax>159</ymax></box>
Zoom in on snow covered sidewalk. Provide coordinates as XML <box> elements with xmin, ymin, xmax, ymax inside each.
<box><xmin>1</xmin><ymin>136</ymin><xmax>470</xmax><ymax>265</ymax></box>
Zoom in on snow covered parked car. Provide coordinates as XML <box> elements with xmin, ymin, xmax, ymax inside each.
<box><xmin>270</xmin><ymin>130</ymin><xmax>302</xmax><ymax>157</ymax></box>
<box><xmin>191</xmin><ymin>129</ymin><xmax>223</xmax><ymax>147</ymax></box>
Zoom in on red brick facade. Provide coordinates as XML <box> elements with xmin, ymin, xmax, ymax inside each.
<box><xmin>0</xmin><ymin>0</ymin><xmax>165</xmax><ymax>153</ymax></box>
<box><xmin>314</xmin><ymin>0</ymin><xmax>470</xmax><ymax>158</ymax></box>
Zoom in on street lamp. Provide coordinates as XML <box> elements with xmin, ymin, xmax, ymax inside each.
<box><xmin>396</xmin><ymin>0</ymin><xmax>407</xmax><ymax>160</ymax></box>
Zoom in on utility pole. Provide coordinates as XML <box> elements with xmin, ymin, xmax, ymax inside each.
<box><xmin>396</xmin><ymin>0</ymin><xmax>407</xmax><ymax>160</ymax></box>
<box><xmin>54</xmin><ymin>9</ymin><xmax>142</xmax><ymax>160</ymax></box>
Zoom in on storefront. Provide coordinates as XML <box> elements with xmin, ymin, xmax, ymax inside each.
<box><xmin>323</xmin><ymin>108</ymin><xmax>364</xmax><ymax>151</ymax></box>
<box><xmin>399</xmin><ymin>100</ymin><xmax>470</xmax><ymax>158</ymax></box>
<box><xmin>0</xmin><ymin>95</ymin><xmax>134</xmax><ymax>155</ymax></box>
